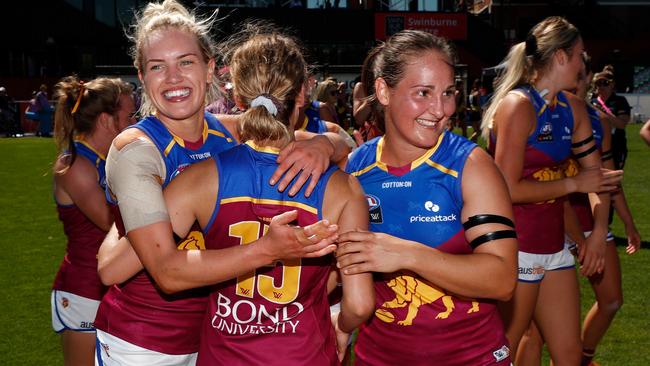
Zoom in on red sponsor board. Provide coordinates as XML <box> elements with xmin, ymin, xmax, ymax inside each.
<box><xmin>374</xmin><ymin>12</ymin><xmax>468</xmax><ymax>41</ymax></box>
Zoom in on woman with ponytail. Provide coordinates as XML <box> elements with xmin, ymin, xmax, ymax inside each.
<box><xmin>50</xmin><ymin>76</ymin><xmax>135</xmax><ymax>366</ymax></box>
<box><xmin>481</xmin><ymin>16</ymin><xmax>622</xmax><ymax>365</ymax></box>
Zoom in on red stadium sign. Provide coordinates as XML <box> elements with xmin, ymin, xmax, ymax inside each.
<box><xmin>374</xmin><ymin>12</ymin><xmax>468</xmax><ymax>41</ymax></box>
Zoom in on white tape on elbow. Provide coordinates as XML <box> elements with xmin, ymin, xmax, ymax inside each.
<box><xmin>337</xmin><ymin>127</ymin><xmax>357</xmax><ymax>149</ymax></box>
<box><xmin>106</xmin><ymin>137</ymin><xmax>170</xmax><ymax>233</ymax></box>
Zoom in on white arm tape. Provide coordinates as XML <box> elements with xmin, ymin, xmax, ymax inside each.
<box><xmin>337</xmin><ymin>127</ymin><xmax>358</xmax><ymax>149</ymax></box>
<box><xmin>106</xmin><ymin>137</ymin><xmax>169</xmax><ymax>233</ymax></box>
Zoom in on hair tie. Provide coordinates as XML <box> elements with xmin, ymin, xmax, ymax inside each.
<box><xmin>525</xmin><ymin>34</ymin><xmax>537</xmax><ymax>57</ymax></box>
<box><xmin>250</xmin><ymin>94</ymin><xmax>282</xmax><ymax>116</ymax></box>
<box><xmin>71</xmin><ymin>81</ymin><xmax>85</xmax><ymax>114</ymax></box>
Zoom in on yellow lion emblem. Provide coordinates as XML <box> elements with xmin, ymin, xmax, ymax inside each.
<box><xmin>375</xmin><ymin>275</ymin><xmax>479</xmax><ymax>326</ymax></box>
<box><xmin>177</xmin><ymin>230</ymin><xmax>206</xmax><ymax>250</ymax></box>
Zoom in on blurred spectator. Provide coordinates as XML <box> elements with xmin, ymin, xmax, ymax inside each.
<box><xmin>0</xmin><ymin>86</ymin><xmax>22</xmax><ymax>137</ymax></box>
<box><xmin>451</xmin><ymin>78</ymin><xmax>466</xmax><ymax>135</ymax></box>
<box><xmin>591</xmin><ymin>65</ymin><xmax>631</xmax><ymax>169</ymax></box>
<box><xmin>34</xmin><ymin>84</ymin><xmax>54</xmax><ymax>137</ymax></box>
<box><xmin>206</xmin><ymin>66</ymin><xmax>239</xmax><ymax>115</ymax></box>
<box><xmin>335</xmin><ymin>81</ymin><xmax>351</xmax><ymax>130</ymax></box>
<box><xmin>313</xmin><ymin>78</ymin><xmax>340</xmax><ymax>125</ymax></box>
<box><xmin>466</xmin><ymin>78</ymin><xmax>481</xmax><ymax>142</ymax></box>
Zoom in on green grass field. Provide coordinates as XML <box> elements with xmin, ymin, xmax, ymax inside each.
<box><xmin>0</xmin><ymin>125</ymin><xmax>648</xmax><ymax>365</ymax></box>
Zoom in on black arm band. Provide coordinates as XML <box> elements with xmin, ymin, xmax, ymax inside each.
<box><xmin>573</xmin><ymin>144</ymin><xmax>598</xmax><ymax>160</ymax></box>
<box><xmin>571</xmin><ymin>135</ymin><xmax>594</xmax><ymax>148</ymax></box>
<box><xmin>601</xmin><ymin>150</ymin><xmax>613</xmax><ymax>161</ymax></box>
<box><xmin>469</xmin><ymin>230</ymin><xmax>517</xmax><ymax>250</ymax></box>
<box><xmin>463</xmin><ymin>214</ymin><xmax>515</xmax><ymax>231</ymax></box>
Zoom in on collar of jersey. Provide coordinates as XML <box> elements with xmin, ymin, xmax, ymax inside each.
<box><xmin>74</xmin><ymin>138</ymin><xmax>106</xmax><ymax>161</ymax></box>
<box><xmin>244</xmin><ymin>140</ymin><xmax>281</xmax><ymax>155</ymax></box>
<box><xmin>376</xmin><ymin>132</ymin><xmax>445</xmax><ymax>173</ymax></box>
<box><xmin>167</xmin><ymin>119</ymin><xmax>209</xmax><ymax>148</ymax></box>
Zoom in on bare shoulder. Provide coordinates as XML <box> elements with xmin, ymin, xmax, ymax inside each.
<box><xmin>113</xmin><ymin>127</ymin><xmax>148</xmax><ymax>150</ymax></box>
<box><xmin>54</xmin><ymin>153</ymin><xmax>98</xmax><ymax>194</ymax></box>
<box><xmin>328</xmin><ymin>170</ymin><xmax>365</xmax><ymax>199</ymax></box>
<box><xmin>213</xmin><ymin>113</ymin><xmax>241</xmax><ymax>141</ymax></box>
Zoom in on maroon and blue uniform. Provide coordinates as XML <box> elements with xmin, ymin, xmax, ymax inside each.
<box><xmin>346</xmin><ymin>133</ymin><xmax>510</xmax><ymax>365</ymax></box>
<box><xmin>490</xmin><ymin>86</ymin><xmax>575</xmax><ymax>255</ymax></box>
<box><xmin>52</xmin><ymin>140</ymin><xmax>109</xmax><ymax>303</ymax></box>
<box><xmin>94</xmin><ymin>112</ymin><xmax>236</xmax><ymax>355</ymax></box>
<box><xmin>197</xmin><ymin>141</ymin><xmax>339</xmax><ymax>365</ymax></box>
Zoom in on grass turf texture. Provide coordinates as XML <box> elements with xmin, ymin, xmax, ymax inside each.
<box><xmin>0</xmin><ymin>125</ymin><xmax>648</xmax><ymax>365</ymax></box>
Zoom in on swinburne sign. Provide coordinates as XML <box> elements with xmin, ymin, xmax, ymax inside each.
<box><xmin>374</xmin><ymin>12</ymin><xmax>468</xmax><ymax>41</ymax></box>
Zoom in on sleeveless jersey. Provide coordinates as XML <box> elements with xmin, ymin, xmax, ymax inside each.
<box><xmin>197</xmin><ymin>141</ymin><xmax>339</xmax><ymax>366</ymax></box>
<box><xmin>346</xmin><ymin>133</ymin><xmax>510</xmax><ymax>366</ymax></box>
<box><xmin>490</xmin><ymin>86</ymin><xmax>575</xmax><ymax>254</ymax></box>
<box><xmin>565</xmin><ymin>104</ymin><xmax>603</xmax><ymax>232</ymax></box>
<box><xmin>94</xmin><ymin>112</ymin><xmax>237</xmax><ymax>355</ymax></box>
<box><xmin>52</xmin><ymin>140</ymin><xmax>109</xmax><ymax>301</ymax></box>
<box><xmin>299</xmin><ymin>100</ymin><xmax>328</xmax><ymax>134</ymax></box>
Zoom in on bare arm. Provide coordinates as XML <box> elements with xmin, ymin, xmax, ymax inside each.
<box><xmin>97</xmin><ymin>225</ymin><xmax>144</xmax><ymax>285</ymax></box>
<box><xmin>55</xmin><ymin>157</ymin><xmax>113</xmax><ymax>231</ymax></box>
<box><xmin>571</xmin><ymin>97</ymin><xmax>611</xmax><ymax>276</ymax></box>
<box><xmin>352</xmin><ymin>83</ymin><xmax>371</xmax><ymax>128</ymax></box>
<box><xmin>324</xmin><ymin>171</ymin><xmax>374</xmax><ymax>333</ymax></box>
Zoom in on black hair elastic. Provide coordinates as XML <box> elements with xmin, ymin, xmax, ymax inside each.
<box><xmin>573</xmin><ymin>144</ymin><xmax>598</xmax><ymax>160</ymax></box>
<box><xmin>470</xmin><ymin>230</ymin><xmax>517</xmax><ymax>250</ymax></box>
<box><xmin>571</xmin><ymin>135</ymin><xmax>594</xmax><ymax>149</ymax></box>
<box><xmin>525</xmin><ymin>34</ymin><xmax>538</xmax><ymax>57</ymax></box>
<box><xmin>463</xmin><ymin>214</ymin><xmax>515</xmax><ymax>231</ymax></box>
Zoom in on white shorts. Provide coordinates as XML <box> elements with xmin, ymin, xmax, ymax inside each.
<box><xmin>51</xmin><ymin>290</ymin><xmax>100</xmax><ymax>333</ymax></box>
<box><xmin>517</xmin><ymin>247</ymin><xmax>575</xmax><ymax>283</ymax></box>
<box><xmin>95</xmin><ymin>330</ymin><xmax>197</xmax><ymax>366</ymax></box>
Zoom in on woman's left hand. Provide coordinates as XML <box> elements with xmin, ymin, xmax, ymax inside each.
<box><xmin>271</xmin><ymin>135</ymin><xmax>333</xmax><ymax>197</ymax></box>
<box><xmin>578</xmin><ymin>234</ymin><xmax>606</xmax><ymax>276</ymax></box>
<box><xmin>625</xmin><ymin>225</ymin><xmax>641</xmax><ymax>255</ymax></box>
<box><xmin>336</xmin><ymin>230</ymin><xmax>415</xmax><ymax>275</ymax></box>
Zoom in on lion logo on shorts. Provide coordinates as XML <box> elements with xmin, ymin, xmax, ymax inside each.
<box><xmin>375</xmin><ymin>275</ymin><xmax>479</xmax><ymax>326</ymax></box>
<box><xmin>177</xmin><ymin>230</ymin><xmax>206</xmax><ymax>250</ymax></box>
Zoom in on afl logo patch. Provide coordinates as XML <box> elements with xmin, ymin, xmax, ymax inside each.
<box><xmin>366</xmin><ymin>194</ymin><xmax>383</xmax><ymax>224</ymax></box>
<box><xmin>537</xmin><ymin>121</ymin><xmax>553</xmax><ymax>142</ymax></box>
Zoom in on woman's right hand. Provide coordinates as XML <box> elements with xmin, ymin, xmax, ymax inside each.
<box><xmin>571</xmin><ymin>167</ymin><xmax>623</xmax><ymax>194</ymax></box>
<box><xmin>259</xmin><ymin>210</ymin><xmax>339</xmax><ymax>262</ymax></box>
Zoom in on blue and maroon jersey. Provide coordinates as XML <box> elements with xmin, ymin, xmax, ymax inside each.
<box><xmin>490</xmin><ymin>86</ymin><xmax>575</xmax><ymax>254</ymax></box>
<box><xmin>94</xmin><ymin>112</ymin><xmax>236</xmax><ymax>355</ymax></box>
<box><xmin>299</xmin><ymin>100</ymin><xmax>328</xmax><ymax>134</ymax></box>
<box><xmin>197</xmin><ymin>141</ymin><xmax>339</xmax><ymax>366</ymax></box>
<box><xmin>346</xmin><ymin>133</ymin><xmax>510</xmax><ymax>365</ymax></box>
<box><xmin>132</xmin><ymin>112</ymin><xmax>236</xmax><ymax>187</ymax></box>
<box><xmin>52</xmin><ymin>140</ymin><xmax>109</xmax><ymax>301</ymax></box>
<box><xmin>565</xmin><ymin>104</ymin><xmax>604</xmax><ymax>232</ymax></box>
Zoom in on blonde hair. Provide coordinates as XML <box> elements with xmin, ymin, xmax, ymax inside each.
<box><xmin>53</xmin><ymin>76</ymin><xmax>132</xmax><ymax>172</ymax></box>
<box><xmin>227</xmin><ymin>31</ymin><xmax>307</xmax><ymax>144</ymax></box>
<box><xmin>313</xmin><ymin>79</ymin><xmax>338</xmax><ymax>103</ymax></box>
<box><xmin>481</xmin><ymin>16</ymin><xmax>581</xmax><ymax>139</ymax></box>
<box><xmin>127</xmin><ymin>0</ymin><xmax>219</xmax><ymax>116</ymax></box>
